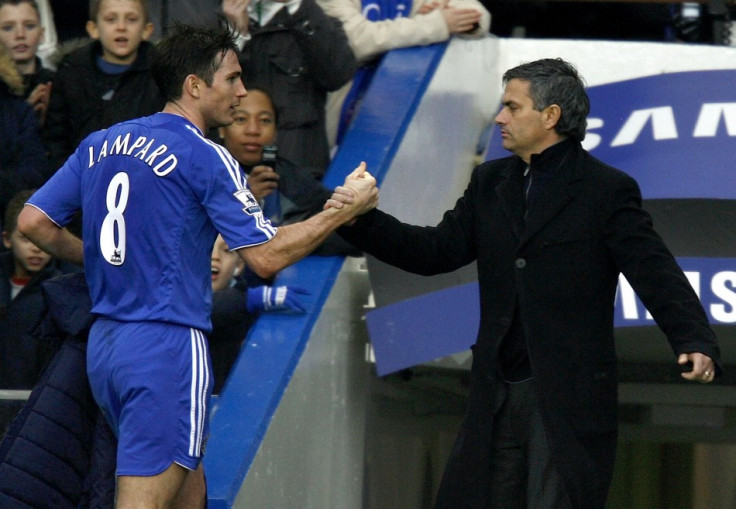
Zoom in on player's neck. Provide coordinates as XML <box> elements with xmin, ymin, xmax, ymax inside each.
<box><xmin>162</xmin><ymin>102</ymin><xmax>205</xmax><ymax>133</ymax></box>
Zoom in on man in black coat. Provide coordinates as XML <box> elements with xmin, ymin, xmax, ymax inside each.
<box><xmin>330</xmin><ymin>58</ymin><xmax>722</xmax><ymax>508</ymax></box>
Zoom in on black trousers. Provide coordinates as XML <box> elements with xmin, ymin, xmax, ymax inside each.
<box><xmin>486</xmin><ymin>379</ymin><xmax>571</xmax><ymax>509</ymax></box>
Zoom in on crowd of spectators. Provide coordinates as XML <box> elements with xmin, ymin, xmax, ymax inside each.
<box><xmin>1</xmin><ymin>0</ymin><xmax>730</xmax><ymax>441</ymax></box>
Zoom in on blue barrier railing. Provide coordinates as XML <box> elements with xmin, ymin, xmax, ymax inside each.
<box><xmin>204</xmin><ymin>42</ymin><xmax>448</xmax><ymax>508</ymax></box>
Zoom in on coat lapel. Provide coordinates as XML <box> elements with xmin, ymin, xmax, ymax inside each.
<box><xmin>519</xmin><ymin>175</ymin><xmax>573</xmax><ymax>249</ymax></box>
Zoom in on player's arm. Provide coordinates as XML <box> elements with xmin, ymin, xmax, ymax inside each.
<box><xmin>237</xmin><ymin>162</ymin><xmax>377</xmax><ymax>278</ymax></box>
<box><xmin>17</xmin><ymin>205</ymin><xmax>84</xmax><ymax>266</ymax></box>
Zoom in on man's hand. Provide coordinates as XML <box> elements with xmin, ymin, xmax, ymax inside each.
<box><xmin>678</xmin><ymin>352</ymin><xmax>716</xmax><ymax>383</ymax></box>
<box><xmin>416</xmin><ymin>0</ymin><xmax>440</xmax><ymax>14</ymax></box>
<box><xmin>341</xmin><ymin>162</ymin><xmax>378</xmax><ymax>214</ymax></box>
<box><xmin>322</xmin><ymin>162</ymin><xmax>378</xmax><ymax>225</ymax></box>
<box><xmin>441</xmin><ymin>3</ymin><xmax>482</xmax><ymax>34</ymax></box>
<box><xmin>223</xmin><ymin>0</ymin><xmax>251</xmax><ymax>33</ymax></box>
<box><xmin>247</xmin><ymin>165</ymin><xmax>280</xmax><ymax>202</ymax></box>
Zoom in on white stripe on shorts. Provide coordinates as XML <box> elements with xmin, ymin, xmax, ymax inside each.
<box><xmin>189</xmin><ymin>329</ymin><xmax>210</xmax><ymax>457</ymax></box>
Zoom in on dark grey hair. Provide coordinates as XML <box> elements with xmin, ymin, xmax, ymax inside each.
<box><xmin>502</xmin><ymin>58</ymin><xmax>590</xmax><ymax>142</ymax></box>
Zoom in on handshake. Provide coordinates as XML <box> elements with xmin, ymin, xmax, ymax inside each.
<box><xmin>324</xmin><ymin>161</ymin><xmax>379</xmax><ymax>223</ymax></box>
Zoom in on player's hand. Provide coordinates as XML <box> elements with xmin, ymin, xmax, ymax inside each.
<box><xmin>678</xmin><ymin>352</ymin><xmax>716</xmax><ymax>383</ymax></box>
<box><xmin>247</xmin><ymin>165</ymin><xmax>280</xmax><ymax>201</ymax></box>
<box><xmin>223</xmin><ymin>0</ymin><xmax>251</xmax><ymax>33</ymax></box>
<box><xmin>324</xmin><ymin>186</ymin><xmax>355</xmax><ymax>210</ymax></box>
<box><xmin>442</xmin><ymin>5</ymin><xmax>482</xmax><ymax>34</ymax></box>
<box><xmin>246</xmin><ymin>285</ymin><xmax>309</xmax><ymax>313</ymax></box>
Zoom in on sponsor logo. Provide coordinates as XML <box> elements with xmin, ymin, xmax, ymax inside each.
<box><xmin>233</xmin><ymin>189</ymin><xmax>261</xmax><ymax>215</ymax></box>
<box><xmin>616</xmin><ymin>258</ymin><xmax>736</xmax><ymax>327</ymax></box>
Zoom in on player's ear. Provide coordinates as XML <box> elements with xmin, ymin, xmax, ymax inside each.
<box><xmin>86</xmin><ymin>20</ymin><xmax>100</xmax><ymax>40</ymax></box>
<box><xmin>184</xmin><ymin>74</ymin><xmax>201</xmax><ymax>99</ymax></box>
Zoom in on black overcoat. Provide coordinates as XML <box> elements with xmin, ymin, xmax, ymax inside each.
<box><xmin>339</xmin><ymin>139</ymin><xmax>721</xmax><ymax>508</ymax></box>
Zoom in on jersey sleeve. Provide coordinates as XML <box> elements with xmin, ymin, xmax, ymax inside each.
<box><xmin>192</xmin><ymin>139</ymin><xmax>277</xmax><ymax>250</ymax></box>
<box><xmin>26</xmin><ymin>147</ymin><xmax>84</xmax><ymax>228</ymax></box>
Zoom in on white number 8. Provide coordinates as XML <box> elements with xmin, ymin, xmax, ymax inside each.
<box><xmin>100</xmin><ymin>172</ymin><xmax>129</xmax><ymax>266</ymax></box>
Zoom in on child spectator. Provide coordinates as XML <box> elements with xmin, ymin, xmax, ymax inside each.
<box><xmin>0</xmin><ymin>44</ymin><xmax>49</xmax><ymax>228</ymax></box>
<box><xmin>317</xmin><ymin>0</ymin><xmax>490</xmax><ymax>145</ymax></box>
<box><xmin>222</xmin><ymin>0</ymin><xmax>357</xmax><ymax>179</ymax></box>
<box><xmin>218</xmin><ymin>87</ymin><xmax>360</xmax><ymax>257</ymax></box>
<box><xmin>42</xmin><ymin>0</ymin><xmax>164</xmax><ymax>169</ymax></box>
<box><xmin>209</xmin><ymin>234</ymin><xmax>307</xmax><ymax>393</ymax></box>
<box><xmin>0</xmin><ymin>190</ymin><xmax>62</xmax><ymax>398</ymax></box>
<box><xmin>0</xmin><ymin>0</ymin><xmax>55</xmax><ymax>125</ymax></box>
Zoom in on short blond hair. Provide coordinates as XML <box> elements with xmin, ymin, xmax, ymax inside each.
<box><xmin>89</xmin><ymin>0</ymin><xmax>150</xmax><ymax>22</ymax></box>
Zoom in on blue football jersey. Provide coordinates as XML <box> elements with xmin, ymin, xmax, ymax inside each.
<box><xmin>28</xmin><ymin>113</ymin><xmax>276</xmax><ymax>331</ymax></box>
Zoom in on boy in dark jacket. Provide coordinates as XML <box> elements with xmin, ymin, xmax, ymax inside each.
<box><xmin>42</xmin><ymin>0</ymin><xmax>164</xmax><ymax>170</ymax></box>
<box><xmin>0</xmin><ymin>189</ymin><xmax>61</xmax><ymax>433</ymax></box>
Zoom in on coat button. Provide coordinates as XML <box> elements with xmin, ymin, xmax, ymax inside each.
<box><xmin>515</xmin><ymin>258</ymin><xmax>526</xmax><ymax>269</ymax></box>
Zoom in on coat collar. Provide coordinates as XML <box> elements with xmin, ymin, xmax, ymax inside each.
<box><xmin>495</xmin><ymin>138</ymin><xmax>585</xmax><ymax>248</ymax></box>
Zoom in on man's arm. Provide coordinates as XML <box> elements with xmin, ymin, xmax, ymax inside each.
<box><xmin>237</xmin><ymin>162</ymin><xmax>377</xmax><ymax>278</ymax></box>
<box><xmin>17</xmin><ymin>205</ymin><xmax>84</xmax><ymax>266</ymax></box>
<box><xmin>605</xmin><ymin>172</ymin><xmax>721</xmax><ymax>381</ymax></box>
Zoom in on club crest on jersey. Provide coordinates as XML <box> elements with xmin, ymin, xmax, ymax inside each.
<box><xmin>233</xmin><ymin>189</ymin><xmax>261</xmax><ymax>215</ymax></box>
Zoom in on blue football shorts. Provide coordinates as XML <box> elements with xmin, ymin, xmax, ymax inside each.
<box><xmin>87</xmin><ymin>318</ymin><xmax>212</xmax><ymax>476</ymax></box>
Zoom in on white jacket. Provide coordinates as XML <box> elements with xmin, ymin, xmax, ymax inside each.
<box><xmin>317</xmin><ymin>0</ymin><xmax>490</xmax><ymax>62</ymax></box>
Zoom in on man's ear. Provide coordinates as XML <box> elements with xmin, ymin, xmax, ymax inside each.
<box><xmin>543</xmin><ymin>104</ymin><xmax>562</xmax><ymax>131</ymax></box>
<box><xmin>141</xmin><ymin>22</ymin><xmax>154</xmax><ymax>41</ymax></box>
<box><xmin>86</xmin><ymin>20</ymin><xmax>100</xmax><ymax>40</ymax></box>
